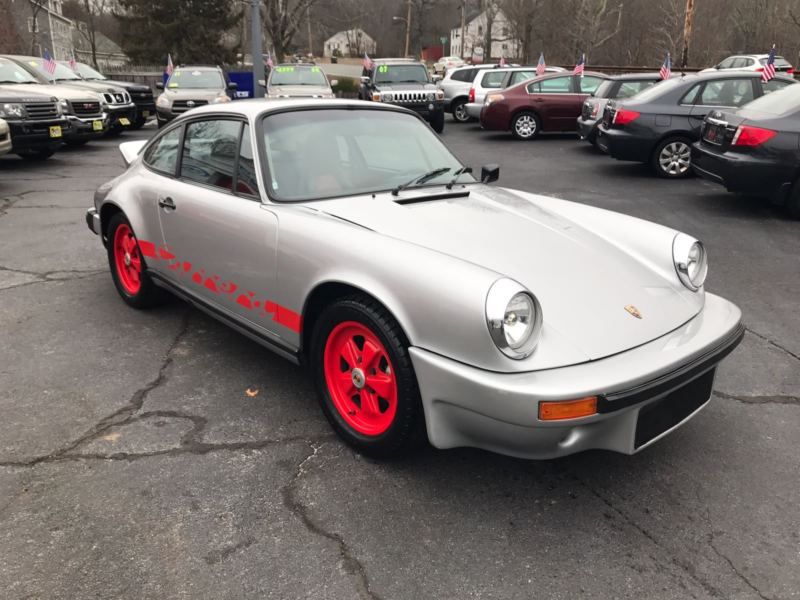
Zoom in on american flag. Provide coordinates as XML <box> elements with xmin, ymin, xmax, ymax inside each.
<box><xmin>165</xmin><ymin>53</ymin><xmax>174</xmax><ymax>76</ymax></box>
<box><xmin>68</xmin><ymin>50</ymin><xmax>77</xmax><ymax>71</ymax></box>
<box><xmin>536</xmin><ymin>52</ymin><xmax>546</xmax><ymax>76</ymax></box>
<box><xmin>573</xmin><ymin>53</ymin><xmax>585</xmax><ymax>76</ymax></box>
<box><xmin>499</xmin><ymin>55</ymin><xmax>506</xmax><ymax>67</ymax></box>
<box><xmin>363</xmin><ymin>52</ymin><xmax>374</xmax><ymax>70</ymax></box>
<box><xmin>660</xmin><ymin>52</ymin><xmax>671</xmax><ymax>80</ymax></box>
<box><xmin>43</xmin><ymin>49</ymin><xmax>57</xmax><ymax>75</ymax></box>
<box><xmin>264</xmin><ymin>51</ymin><xmax>274</xmax><ymax>69</ymax></box>
<box><xmin>762</xmin><ymin>45</ymin><xmax>776</xmax><ymax>82</ymax></box>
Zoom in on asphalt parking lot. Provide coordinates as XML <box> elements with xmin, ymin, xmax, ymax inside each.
<box><xmin>1</xmin><ymin>117</ymin><xmax>798</xmax><ymax>600</ymax></box>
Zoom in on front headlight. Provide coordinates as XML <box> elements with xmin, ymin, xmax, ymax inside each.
<box><xmin>382</xmin><ymin>93</ymin><xmax>394</xmax><ymax>102</ymax></box>
<box><xmin>211</xmin><ymin>93</ymin><xmax>231</xmax><ymax>104</ymax></box>
<box><xmin>673</xmin><ymin>233</ymin><xmax>708</xmax><ymax>291</ymax></box>
<box><xmin>0</xmin><ymin>103</ymin><xmax>25</xmax><ymax>119</ymax></box>
<box><xmin>486</xmin><ymin>278</ymin><xmax>543</xmax><ymax>359</ymax></box>
<box><xmin>156</xmin><ymin>94</ymin><xmax>171</xmax><ymax>108</ymax></box>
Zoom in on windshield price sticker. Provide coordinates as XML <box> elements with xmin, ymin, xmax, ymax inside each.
<box><xmin>275</xmin><ymin>66</ymin><xmax>295</xmax><ymax>73</ymax></box>
<box><xmin>378</xmin><ymin>65</ymin><xmax>389</xmax><ymax>73</ymax></box>
<box><xmin>311</xmin><ymin>67</ymin><xmax>321</xmax><ymax>73</ymax></box>
<box><xmin>168</xmin><ymin>82</ymin><xmax>179</xmax><ymax>88</ymax></box>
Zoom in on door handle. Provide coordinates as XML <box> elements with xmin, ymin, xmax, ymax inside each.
<box><xmin>158</xmin><ymin>196</ymin><xmax>176</xmax><ymax>210</ymax></box>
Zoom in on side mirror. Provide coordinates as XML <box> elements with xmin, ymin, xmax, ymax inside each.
<box><xmin>432</xmin><ymin>74</ymin><xmax>442</xmax><ymax>83</ymax></box>
<box><xmin>119</xmin><ymin>140</ymin><xmax>147</xmax><ymax>166</ymax></box>
<box><xmin>227</xmin><ymin>81</ymin><xmax>238</xmax><ymax>90</ymax></box>
<box><xmin>330</xmin><ymin>79</ymin><xmax>339</xmax><ymax>87</ymax></box>
<box><xmin>360</xmin><ymin>76</ymin><xmax>370</xmax><ymax>84</ymax></box>
<box><xmin>155</xmin><ymin>81</ymin><xmax>164</xmax><ymax>89</ymax></box>
<box><xmin>481</xmin><ymin>164</ymin><xmax>500</xmax><ymax>183</ymax></box>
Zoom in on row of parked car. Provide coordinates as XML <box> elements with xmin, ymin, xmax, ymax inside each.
<box><xmin>438</xmin><ymin>59</ymin><xmax>800</xmax><ymax>217</ymax></box>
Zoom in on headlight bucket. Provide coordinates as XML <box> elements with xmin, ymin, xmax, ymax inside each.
<box><xmin>673</xmin><ymin>233</ymin><xmax>708</xmax><ymax>291</ymax></box>
<box><xmin>486</xmin><ymin>278</ymin><xmax>543</xmax><ymax>359</ymax></box>
<box><xmin>0</xmin><ymin>103</ymin><xmax>25</xmax><ymax>119</ymax></box>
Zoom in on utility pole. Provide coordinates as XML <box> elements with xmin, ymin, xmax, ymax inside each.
<box><xmin>306</xmin><ymin>6</ymin><xmax>313</xmax><ymax>57</ymax></box>
<box><xmin>460</xmin><ymin>1</ymin><xmax>466</xmax><ymax>59</ymax></box>
<box><xmin>679</xmin><ymin>0</ymin><xmax>695</xmax><ymax>69</ymax></box>
<box><xmin>404</xmin><ymin>0</ymin><xmax>412</xmax><ymax>58</ymax></box>
<box><xmin>251</xmin><ymin>0</ymin><xmax>264</xmax><ymax>98</ymax></box>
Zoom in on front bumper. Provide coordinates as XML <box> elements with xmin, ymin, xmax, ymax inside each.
<box><xmin>577</xmin><ymin>115</ymin><xmax>600</xmax><ymax>142</ymax></box>
<box><xmin>410</xmin><ymin>293</ymin><xmax>743</xmax><ymax>459</ymax></box>
<box><xmin>106</xmin><ymin>103</ymin><xmax>137</xmax><ymax>128</ymax></box>
<box><xmin>86</xmin><ymin>207</ymin><xmax>101</xmax><ymax>235</ymax></box>
<box><xmin>0</xmin><ymin>121</ymin><xmax>11</xmax><ymax>155</ymax></box>
<box><xmin>691</xmin><ymin>142</ymin><xmax>793</xmax><ymax>199</ymax></box>
<box><xmin>66</xmin><ymin>114</ymin><xmax>107</xmax><ymax>139</ymax></box>
<box><xmin>7</xmin><ymin>118</ymin><xmax>71</xmax><ymax>152</ymax></box>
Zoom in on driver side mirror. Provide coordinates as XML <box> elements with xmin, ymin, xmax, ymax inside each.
<box><xmin>155</xmin><ymin>81</ymin><xmax>164</xmax><ymax>89</ymax></box>
<box><xmin>360</xmin><ymin>76</ymin><xmax>370</xmax><ymax>84</ymax></box>
<box><xmin>481</xmin><ymin>164</ymin><xmax>500</xmax><ymax>184</ymax></box>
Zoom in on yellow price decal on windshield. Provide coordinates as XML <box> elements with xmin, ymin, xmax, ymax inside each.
<box><xmin>378</xmin><ymin>65</ymin><xmax>389</xmax><ymax>73</ymax></box>
<box><xmin>311</xmin><ymin>67</ymin><xmax>321</xmax><ymax>73</ymax></box>
<box><xmin>168</xmin><ymin>82</ymin><xmax>179</xmax><ymax>88</ymax></box>
<box><xmin>275</xmin><ymin>66</ymin><xmax>295</xmax><ymax>73</ymax></box>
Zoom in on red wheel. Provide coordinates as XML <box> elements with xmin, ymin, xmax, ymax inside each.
<box><xmin>105</xmin><ymin>212</ymin><xmax>165</xmax><ymax>308</ymax></box>
<box><xmin>323</xmin><ymin>321</ymin><xmax>398</xmax><ymax>436</ymax></box>
<box><xmin>310</xmin><ymin>295</ymin><xmax>426</xmax><ymax>458</ymax></box>
<box><xmin>113</xmin><ymin>223</ymin><xmax>142</xmax><ymax>295</ymax></box>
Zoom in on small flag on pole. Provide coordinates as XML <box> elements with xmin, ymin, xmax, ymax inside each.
<box><xmin>762</xmin><ymin>45</ymin><xmax>777</xmax><ymax>82</ymax></box>
<box><xmin>43</xmin><ymin>49</ymin><xmax>57</xmax><ymax>75</ymax></box>
<box><xmin>536</xmin><ymin>52</ymin><xmax>546</xmax><ymax>76</ymax></box>
<box><xmin>499</xmin><ymin>55</ymin><xmax>506</xmax><ymax>67</ymax></box>
<box><xmin>363</xmin><ymin>52</ymin><xmax>374</xmax><ymax>70</ymax></box>
<box><xmin>264</xmin><ymin>51</ymin><xmax>274</xmax><ymax>68</ymax></box>
<box><xmin>573</xmin><ymin>53</ymin><xmax>585</xmax><ymax>76</ymax></box>
<box><xmin>660</xmin><ymin>52</ymin><xmax>672</xmax><ymax>80</ymax></box>
<box><xmin>68</xmin><ymin>50</ymin><xmax>77</xmax><ymax>71</ymax></box>
<box><xmin>165</xmin><ymin>53</ymin><xmax>174</xmax><ymax>76</ymax></box>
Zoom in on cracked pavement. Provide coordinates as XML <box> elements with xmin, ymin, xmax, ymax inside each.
<box><xmin>0</xmin><ymin>122</ymin><xmax>798</xmax><ymax>599</ymax></box>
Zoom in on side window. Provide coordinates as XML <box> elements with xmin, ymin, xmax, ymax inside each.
<box><xmin>539</xmin><ymin>76</ymin><xmax>572</xmax><ymax>93</ymax></box>
<box><xmin>451</xmin><ymin>69</ymin><xmax>471</xmax><ymax>82</ymax></box>
<box><xmin>180</xmin><ymin>119</ymin><xmax>243</xmax><ymax>192</ymax></box>
<box><xmin>718</xmin><ymin>57</ymin><xmax>735</xmax><ymax>69</ymax></box>
<box><xmin>143</xmin><ymin>127</ymin><xmax>181</xmax><ymax>175</ymax></box>
<box><xmin>236</xmin><ymin>126</ymin><xmax>259</xmax><ymax>198</ymax></box>
<box><xmin>745</xmin><ymin>58</ymin><xmax>756</xmax><ymax>67</ymax></box>
<box><xmin>680</xmin><ymin>84</ymin><xmax>702</xmax><ymax>105</ymax></box>
<box><xmin>482</xmin><ymin>71</ymin><xmax>507</xmax><ymax>89</ymax></box>
<box><xmin>509</xmin><ymin>70</ymin><xmax>536</xmax><ymax>86</ymax></box>
<box><xmin>730</xmin><ymin>58</ymin><xmax>746</xmax><ymax>69</ymax></box>
<box><xmin>580</xmin><ymin>76</ymin><xmax>604</xmax><ymax>94</ymax></box>
<box><xmin>616</xmin><ymin>80</ymin><xmax>657</xmax><ymax>99</ymax></box>
<box><xmin>763</xmin><ymin>78</ymin><xmax>791</xmax><ymax>95</ymax></box>
<box><xmin>697</xmin><ymin>79</ymin><xmax>754</xmax><ymax>106</ymax></box>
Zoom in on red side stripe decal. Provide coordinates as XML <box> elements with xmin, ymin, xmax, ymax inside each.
<box><xmin>137</xmin><ymin>239</ymin><xmax>302</xmax><ymax>333</ymax></box>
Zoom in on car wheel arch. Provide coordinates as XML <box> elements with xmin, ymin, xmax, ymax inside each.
<box><xmin>100</xmin><ymin>201</ymin><xmax>124</xmax><ymax>245</ymax></box>
<box><xmin>300</xmin><ymin>280</ymin><xmax>414</xmax><ymax>361</ymax></box>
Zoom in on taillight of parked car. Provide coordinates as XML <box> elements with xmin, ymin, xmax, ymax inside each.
<box><xmin>468</xmin><ymin>87</ymin><xmax>475</xmax><ymax>103</ymax></box>
<box><xmin>613</xmin><ymin>108</ymin><xmax>640</xmax><ymax>126</ymax></box>
<box><xmin>731</xmin><ymin>124</ymin><xmax>777</xmax><ymax>147</ymax></box>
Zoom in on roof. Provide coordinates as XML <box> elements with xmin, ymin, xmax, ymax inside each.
<box><xmin>178</xmin><ymin>98</ymin><xmax>405</xmax><ymax>120</ymax></box>
<box><xmin>608</xmin><ymin>72</ymin><xmax>665</xmax><ymax>80</ymax></box>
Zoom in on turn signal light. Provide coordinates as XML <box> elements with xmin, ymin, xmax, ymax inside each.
<box><xmin>613</xmin><ymin>108</ymin><xmax>640</xmax><ymax>126</ymax></box>
<box><xmin>372</xmin><ymin>92</ymin><xmax>382</xmax><ymax>102</ymax></box>
<box><xmin>539</xmin><ymin>396</ymin><xmax>598</xmax><ymax>421</ymax></box>
<box><xmin>732</xmin><ymin>124</ymin><xmax>776</xmax><ymax>147</ymax></box>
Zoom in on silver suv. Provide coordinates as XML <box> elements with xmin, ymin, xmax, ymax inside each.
<box><xmin>155</xmin><ymin>65</ymin><xmax>237</xmax><ymax>128</ymax></box>
<box><xmin>439</xmin><ymin>64</ymin><xmax>499</xmax><ymax>123</ymax></box>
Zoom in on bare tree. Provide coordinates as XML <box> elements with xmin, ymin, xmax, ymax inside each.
<box><xmin>263</xmin><ymin>0</ymin><xmax>321</xmax><ymax>60</ymax></box>
<box><xmin>569</xmin><ymin>0</ymin><xmax>624</xmax><ymax>60</ymax></box>
<box><xmin>73</xmin><ymin>0</ymin><xmax>110</xmax><ymax>68</ymax></box>
<box><xmin>29</xmin><ymin>0</ymin><xmax>48</xmax><ymax>55</ymax></box>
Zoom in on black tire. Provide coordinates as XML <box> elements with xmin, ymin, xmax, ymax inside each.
<box><xmin>451</xmin><ymin>99</ymin><xmax>470</xmax><ymax>123</ymax></box>
<box><xmin>430</xmin><ymin>111</ymin><xmax>445</xmax><ymax>134</ymax></box>
<box><xmin>17</xmin><ymin>148</ymin><xmax>55</xmax><ymax>161</ymax></box>
<box><xmin>511</xmin><ymin>111</ymin><xmax>540</xmax><ymax>140</ymax></box>
<box><xmin>105</xmin><ymin>212</ymin><xmax>166</xmax><ymax>309</ymax></box>
<box><xmin>309</xmin><ymin>295</ymin><xmax>426</xmax><ymax>459</ymax></box>
<box><xmin>651</xmin><ymin>136</ymin><xmax>694</xmax><ymax>179</ymax></box>
<box><xmin>65</xmin><ymin>138</ymin><xmax>89</xmax><ymax>147</ymax></box>
<box><xmin>786</xmin><ymin>180</ymin><xmax>800</xmax><ymax>219</ymax></box>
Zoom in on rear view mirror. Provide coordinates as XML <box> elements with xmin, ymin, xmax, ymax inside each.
<box><xmin>481</xmin><ymin>164</ymin><xmax>500</xmax><ymax>183</ymax></box>
<box><xmin>119</xmin><ymin>140</ymin><xmax>147</xmax><ymax>166</ymax></box>
<box><xmin>155</xmin><ymin>81</ymin><xmax>164</xmax><ymax>89</ymax></box>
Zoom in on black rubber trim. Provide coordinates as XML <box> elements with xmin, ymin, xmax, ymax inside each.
<box><xmin>148</xmin><ymin>271</ymin><xmax>299</xmax><ymax>363</ymax></box>
<box><xmin>597</xmin><ymin>322</ymin><xmax>745</xmax><ymax>413</ymax></box>
<box><xmin>394</xmin><ymin>191</ymin><xmax>470</xmax><ymax>205</ymax></box>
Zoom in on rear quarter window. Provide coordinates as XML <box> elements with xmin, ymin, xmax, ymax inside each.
<box><xmin>451</xmin><ymin>69</ymin><xmax>474</xmax><ymax>82</ymax></box>
<box><xmin>481</xmin><ymin>71</ymin><xmax>507</xmax><ymax>89</ymax></box>
<box><xmin>616</xmin><ymin>80</ymin><xmax>658</xmax><ymax>99</ymax></box>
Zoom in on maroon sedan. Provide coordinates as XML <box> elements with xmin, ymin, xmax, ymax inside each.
<box><xmin>480</xmin><ymin>71</ymin><xmax>608</xmax><ymax>140</ymax></box>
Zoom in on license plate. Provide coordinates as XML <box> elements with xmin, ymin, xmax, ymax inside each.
<box><xmin>92</xmin><ymin>120</ymin><xmax>103</xmax><ymax>131</ymax></box>
<box><xmin>142</xmin><ymin>111</ymin><xmax>150</xmax><ymax>117</ymax></box>
<box><xmin>119</xmin><ymin>117</ymin><xmax>131</xmax><ymax>126</ymax></box>
<box><xmin>49</xmin><ymin>125</ymin><xmax>62</xmax><ymax>138</ymax></box>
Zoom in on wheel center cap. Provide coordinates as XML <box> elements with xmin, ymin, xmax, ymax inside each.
<box><xmin>124</xmin><ymin>252</ymin><xmax>131</xmax><ymax>266</ymax></box>
<box><xmin>351</xmin><ymin>368</ymin><xmax>365</xmax><ymax>390</ymax></box>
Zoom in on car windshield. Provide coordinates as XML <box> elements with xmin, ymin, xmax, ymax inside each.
<box><xmin>374</xmin><ymin>64</ymin><xmax>429</xmax><ymax>84</ymax></box>
<box><xmin>261</xmin><ymin>109</ymin><xmax>474</xmax><ymax>201</ymax></box>
<box><xmin>630</xmin><ymin>76</ymin><xmax>690</xmax><ymax>102</ymax></box>
<box><xmin>0</xmin><ymin>59</ymin><xmax>39</xmax><ymax>84</ymax></box>
<box><xmin>73</xmin><ymin>62</ymin><xmax>106</xmax><ymax>80</ymax></box>
<box><xmin>741</xmin><ymin>82</ymin><xmax>800</xmax><ymax>115</ymax></box>
<box><xmin>167</xmin><ymin>69</ymin><xmax>223</xmax><ymax>89</ymax></box>
<box><xmin>25</xmin><ymin>59</ymin><xmax>82</xmax><ymax>81</ymax></box>
<box><xmin>269</xmin><ymin>65</ymin><xmax>328</xmax><ymax>86</ymax></box>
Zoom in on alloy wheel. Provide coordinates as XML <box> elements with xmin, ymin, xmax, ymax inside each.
<box><xmin>514</xmin><ymin>115</ymin><xmax>537</xmax><ymax>138</ymax></box>
<box><xmin>113</xmin><ymin>223</ymin><xmax>142</xmax><ymax>295</ymax></box>
<box><xmin>658</xmin><ymin>141</ymin><xmax>691</xmax><ymax>176</ymax></box>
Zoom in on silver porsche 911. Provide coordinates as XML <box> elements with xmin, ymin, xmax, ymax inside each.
<box><xmin>86</xmin><ymin>99</ymin><xmax>743</xmax><ymax>460</ymax></box>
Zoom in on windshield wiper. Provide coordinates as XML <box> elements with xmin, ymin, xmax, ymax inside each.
<box><xmin>446</xmin><ymin>167</ymin><xmax>472</xmax><ymax>189</ymax></box>
<box><xmin>54</xmin><ymin>78</ymin><xmax>80</xmax><ymax>82</ymax></box>
<box><xmin>391</xmin><ymin>167</ymin><xmax>451</xmax><ymax>196</ymax></box>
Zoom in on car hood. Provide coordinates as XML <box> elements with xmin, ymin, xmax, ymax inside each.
<box><xmin>54</xmin><ymin>80</ymin><xmax>126</xmax><ymax>94</ymax></box>
<box><xmin>268</xmin><ymin>84</ymin><xmax>332</xmax><ymax>97</ymax></box>
<box><xmin>375</xmin><ymin>82</ymin><xmax>437</xmax><ymax>91</ymax></box>
<box><xmin>317</xmin><ymin>186</ymin><xmax>700</xmax><ymax>361</ymax></box>
<box><xmin>0</xmin><ymin>83</ymin><xmax>100</xmax><ymax>102</ymax></box>
<box><xmin>160</xmin><ymin>88</ymin><xmax>225</xmax><ymax>100</ymax></box>
<box><xmin>103</xmin><ymin>79</ymin><xmax>152</xmax><ymax>93</ymax></box>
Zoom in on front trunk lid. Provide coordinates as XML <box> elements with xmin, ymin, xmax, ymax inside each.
<box><xmin>318</xmin><ymin>187</ymin><xmax>699</xmax><ymax>361</ymax></box>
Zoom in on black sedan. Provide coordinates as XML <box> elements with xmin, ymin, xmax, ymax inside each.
<box><xmin>577</xmin><ymin>73</ymin><xmax>665</xmax><ymax>145</ymax></box>
<box><xmin>596</xmin><ymin>71</ymin><xmax>796</xmax><ymax>178</ymax></box>
<box><xmin>692</xmin><ymin>83</ymin><xmax>800</xmax><ymax>218</ymax></box>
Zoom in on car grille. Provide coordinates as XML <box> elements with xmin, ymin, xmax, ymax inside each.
<box><xmin>172</xmin><ymin>99</ymin><xmax>209</xmax><ymax>113</ymax></box>
<box><xmin>102</xmin><ymin>92</ymin><xmax>130</xmax><ymax>105</ymax></box>
<box><xmin>131</xmin><ymin>89</ymin><xmax>154</xmax><ymax>102</ymax></box>
<box><xmin>24</xmin><ymin>101</ymin><xmax>59</xmax><ymax>120</ymax></box>
<box><xmin>72</xmin><ymin>101</ymin><xmax>102</xmax><ymax>117</ymax></box>
<box><xmin>390</xmin><ymin>91</ymin><xmax>434</xmax><ymax>103</ymax></box>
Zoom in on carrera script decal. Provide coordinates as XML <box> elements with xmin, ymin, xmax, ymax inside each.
<box><xmin>137</xmin><ymin>239</ymin><xmax>302</xmax><ymax>333</ymax></box>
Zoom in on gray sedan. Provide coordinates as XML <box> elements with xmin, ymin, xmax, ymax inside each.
<box><xmin>86</xmin><ymin>99</ymin><xmax>743</xmax><ymax>460</ymax></box>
